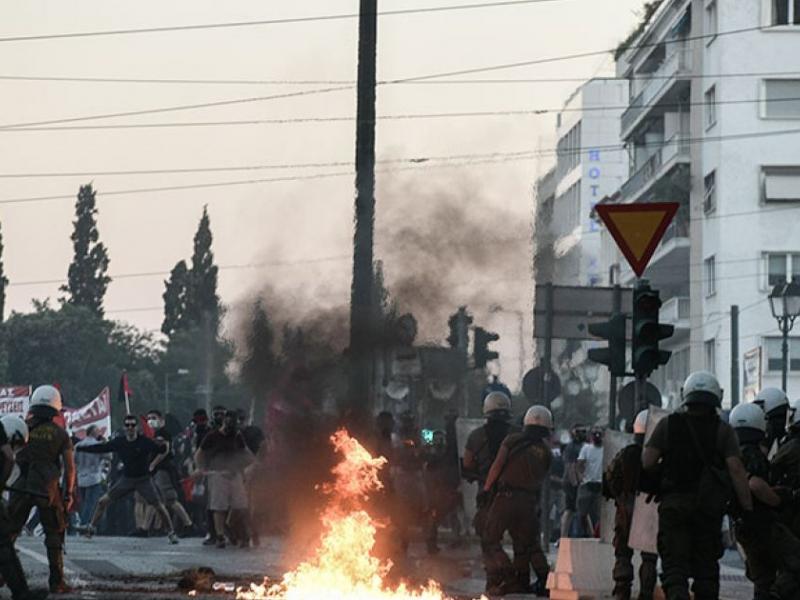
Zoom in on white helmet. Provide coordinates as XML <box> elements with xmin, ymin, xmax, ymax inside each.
<box><xmin>787</xmin><ymin>399</ymin><xmax>800</xmax><ymax>430</ymax></box>
<box><xmin>754</xmin><ymin>387</ymin><xmax>789</xmax><ymax>417</ymax></box>
<box><xmin>682</xmin><ymin>371</ymin><xmax>723</xmax><ymax>407</ymax></box>
<box><xmin>523</xmin><ymin>405</ymin><xmax>553</xmax><ymax>429</ymax></box>
<box><xmin>483</xmin><ymin>391</ymin><xmax>512</xmax><ymax>416</ymax></box>
<box><xmin>1</xmin><ymin>415</ymin><xmax>29</xmax><ymax>446</ymax></box>
<box><xmin>633</xmin><ymin>409</ymin><xmax>649</xmax><ymax>435</ymax></box>
<box><xmin>30</xmin><ymin>385</ymin><xmax>62</xmax><ymax>411</ymax></box>
<box><xmin>729</xmin><ymin>403</ymin><xmax>767</xmax><ymax>433</ymax></box>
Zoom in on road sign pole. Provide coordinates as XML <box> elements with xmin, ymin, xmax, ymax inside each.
<box><xmin>541</xmin><ymin>282</ymin><xmax>554</xmax><ymax>409</ymax></box>
<box><xmin>731</xmin><ymin>305</ymin><xmax>740</xmax><ymax>408</ymax></box>
<box><xmin>608</xmin><ymin>284</ymin><xmax>622</xmax><ymax>429</ymax></box>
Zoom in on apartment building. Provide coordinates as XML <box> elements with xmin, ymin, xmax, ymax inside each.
<box><xmin>606</xmin><ymin>0</ymin><xmax>800</xmax><ymax>406</ymax></box>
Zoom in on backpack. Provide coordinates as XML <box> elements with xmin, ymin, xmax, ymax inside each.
<box><xmin>684</xmin><ymin>415</ymin><xmax>734</xmax><ymax>515</ymax></box>
<box><xmin>603</xmin><ymin>451</ymin><xmax>625</xmax><ymax>500</ymax></box>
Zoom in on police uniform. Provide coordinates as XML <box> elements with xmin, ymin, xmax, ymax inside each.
<box><xmin>771</xmin><ymin>432</ymin><xmax>800</xmax><ymax>535</ymax></box>
<box><xmin>733</xmin><ymin>441</ymin><xmax>800</xmax><ymax>599</ymax></box>
<box><xmin>483</xmin><ymin>431</ymin><xmax>552</xmax><ymax>593</ymax></box>
<box><xmin>646</xmin><ymin>413</ymin><xmax>740</xmax><ymax>600</ymax></box>
<box><xmin>464</xmin><ymin>420</ymin><xmax>518</xmax><ymax>536</ymax></box>
<box><xmin>10</xmin><ymin>417</ymin><xmax>72</xmax><ymax>591</ymax></box>
<box><xmin>606</xmin><ymin>443</ymin><xmax>657</xmax><ymax>600</ymax></box>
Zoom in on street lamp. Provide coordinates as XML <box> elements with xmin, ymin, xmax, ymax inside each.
<box><xmin>768</xmin><ymin>281</ymin><xmax>800</xmax><ymax>392</ymax></box>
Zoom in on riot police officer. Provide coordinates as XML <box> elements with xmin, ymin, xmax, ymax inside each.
<box><xmin>9</xmin><ymin>385</ymin><xmax>76</xmax><ymax>594</ymax></box>
<box><xmin>604</xmin><ymin>409</ymin><xmax>657</xmax><ymax>600</ymax></box>
<box><xmin>0</xmin><ymin>415</ymin><xmax>48</xmax><ymax>600</ymax></box>
<box><xmin>481</xmin><ymin>405</ymin><xmax>553</xmax><ymax>596</ymax></box>
<box><xmin>771</xmin><ymin>398</ymin><xmax>800</xmax><ymax>536</ymax></box>
<box><xmin>754</xmin><ymin>387</ymin><xmax>790</xmax><ymax>454</ymax></box>
<box><xmin>642</xmin><ymin>371</ymin><xmax>752</xmax><ymax>600</ymax></box>
<box><xmin>729</xmin><ymin>402</ymin><xmax>800</xmax><ymax>599</ymax></box>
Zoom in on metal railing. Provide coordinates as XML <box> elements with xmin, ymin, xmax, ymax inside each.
<box><xmin>619</xmin><ymin>132</ymin><xmax>689</xmax><ymax>202</ymax></box>
<box><xmin>621</xmin><ymin>46</ymin><xmax>691</xmax><ymax>134</ymax></box>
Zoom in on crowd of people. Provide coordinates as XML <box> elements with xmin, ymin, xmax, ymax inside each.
<box><xmin>0</xmin><ymin>385</ymin><xmax>267</xmax><ymax>599</ymax></box>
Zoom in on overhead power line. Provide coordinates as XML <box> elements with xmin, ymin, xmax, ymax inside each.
<box><xmin>0</xmin><ymin>23</ymin><xmax>774</xmax><ymax>131</ymax></box>
<box><xmin>3</xmin><ymin>126</ymin><xmax>800</xmax><ymax>206</ymax></box>
<box><xmin>0</xmin><ymin>0</ymin><xmax>571</xmax><ymax>43</ymax></box>
<box><xmin>2</xmin><ymin>70</ymin><xmax>798</xmax><ymax>87</ymax></box>
<box><xmin>4</xmin><ymin>95</ymin><xmax>800</xmax><ymax>135</ymax></box>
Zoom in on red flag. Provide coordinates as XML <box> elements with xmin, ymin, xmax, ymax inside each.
<box><xmin>117</xmin><ymin>372</ymin><xmax>133</xmax><ymax>405</ymax></box>
<box><xmin>140</xmin><ymin>415</ymin><xmax>155</xmax><ymax>439</ymax></box>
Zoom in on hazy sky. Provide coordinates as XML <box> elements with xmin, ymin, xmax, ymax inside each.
<box><xmin>0</xmin><ymin>0</ymin><xmax>645</xmax><ymax>382</ymax></box>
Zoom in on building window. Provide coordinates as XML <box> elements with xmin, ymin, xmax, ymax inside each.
<box><xmin>705</xmin><ymin>0</ymin><xmax>718</xmax><ymax>44</ymax></box>
<box><xmin>705</xmin><ymin>86</ymin><xmax>717</xmax><ymax>129</ymax></box>
<box><xmin>763</xmin><ymin>79</ymin><xmax>800</xmax><ymax>119</ymax></box>
<box><xmin>556</xmin><ymin>121</ymin><xmax>582</xmax><ymax>178</ymax></box>
<box><xmin>762</xmin><ymin>166</ymin><xmax>800</xmax><ymax>202</ymax></box>
<box><xmin>705</xmin><ymin>339</ymin><xmax>716</xmax><ymax>375</ymax></box>
<box><xmin>765</xmin><ymin>337</ymin><xmax>800</xmax><ymax>372</ymax></box>
<box><xmin>704</xmin><ymin>256</ymin><xmax>716</xmax><ymax>296</ymax></box>
<box><xmin>763</xmin><ymin>252</ymin><xmax>800</xmax><ymax>287</ymax></box>
<box><xmin>704</xmin><ymin>170</ymin><xmax>717</xmax><ymax>213</ymax></box>
<box><xmin>769</xmin><ymin>0</ymin><xmax>800</xmax><ymax>25</ymax></box>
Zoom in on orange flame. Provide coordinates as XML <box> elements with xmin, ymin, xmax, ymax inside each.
<box><xmin>236</xmin><ymin>429</ymin><xmax>468</xmax><ymax>600</ymax></box>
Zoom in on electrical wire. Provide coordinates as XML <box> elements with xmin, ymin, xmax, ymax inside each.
<box><xmin>4</xmin><ymin>95</ymin><xmax>800</xmax><ymax>134</ymax></box>
<box><xmin>0</xmin><ymin>0</ymin><xmax>572</xmax><ymax>44</ymax></box>
<box><xmin>0</xmin><ymin>23</ymin><xmax>775</xmax><ymax>131</ymax></box>
<box><xmin>2</xmin><ymin>70</ymin><xmax>798</xmax><ymax>87</ymax></box>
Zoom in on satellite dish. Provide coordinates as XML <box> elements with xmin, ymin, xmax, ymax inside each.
<box><xmin>385</xmin><ymin>380</ymin><xmax>410</xmax><ymax>401</ymax></box>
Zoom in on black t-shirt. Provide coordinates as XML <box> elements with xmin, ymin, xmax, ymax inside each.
<box><xmin>242</xmin><ymin>425</ymin><xmax>265</xmax><ymax>455</ymax></box>
<box><xmin>153</xmin><ymin>427</ymin><xmax>175</xmax><ymax>471</ymax></box>
<box><xmin>79</xmin><ymin>435</ymin><xmax>164</xmax><ymax>478</ymax></box>
<box><xmin>0</xmin><ymin>423</ymin><xmax>9</xmax><ymax>446</ymax></box>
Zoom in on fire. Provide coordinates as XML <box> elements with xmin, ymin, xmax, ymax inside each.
<box><xmin>236</xmin><ymin>430</ymin><xmax>463</xmax><ymax>600</ymax></box>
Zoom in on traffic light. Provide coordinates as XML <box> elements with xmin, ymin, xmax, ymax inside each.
<box><xmin>632</xmin><ymin>281</ymin><xmax>674</xmax><ymax>377</ymax></box>
<box><xmin>474</xmin><ymin>327</ymin><xmax>500</xmax><ymax>368</ymax></box>
<box><xmin>447</xmin><ymin>307</ymin><xmax>472</xmax><ymax>350</ymax></box>
<box><xmin>587</xmin><ymin>313</ymin><xmax>627</xmax><ymax>377</ymax></box>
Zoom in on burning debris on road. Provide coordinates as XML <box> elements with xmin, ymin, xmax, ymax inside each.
<box><xmin>235</xmin><ymin>430</ymin><xmax>481</xmax><ymax>600</ymax></box>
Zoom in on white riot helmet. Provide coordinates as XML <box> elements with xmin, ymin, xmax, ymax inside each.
<box><xmin>633</xmin><ymin>409</ymin><xmax>649</xmax><ymax>435</ymax></box>
<box><xmin>30</xmin><ymin>385</ymin><xmax>63</xmax><ymax>411</ymax></box>
<box><xmin>483</xmin><ymin>391</ymin><xmax>512</xmax><ymax>418</ymax></box>
<box><xmin>1</xmin><ymin>415</ymin><xmax>29</xmax><ymax>446</ymax></box>
<box><xmin>754</xmin><ymin>387</ymin><xmax>789</xmax><ymax>417</ymax></box>
<box><xmin>729</xmin><ymin>403</ymin><xmax>767</xmax><ymax>433</ymax></box>
<box><xmin>787</xmin><ymin>399</ymin><xmax>800</xmax><ymax>431</ymax></box>
<box><xmin>523</xmin><ymin>405</ymin><xmax>554</xmax><ymax>429</ymax></box>
<box><xmin>681</xmin><ymin>371</ymin><xmax>723</xmax><ymax>407</ymax></box>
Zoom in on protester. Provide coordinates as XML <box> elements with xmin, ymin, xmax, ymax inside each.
<box><xmin>576</xmin><ymin>426</ymin><xmax>604</xmax><ymax>537</ymax></box>
<box><xmin>195</xmin><ymin>409</ymin><xmax>254</xmax><ymax>548</ymax></box>
<box><xmin>146</xmin><ymin>410</ymin><xmax>194</xmax><ymax>536</ymax></box>
<box><xmin>77</xmin><ymin>414</ymin><xmax>179</xmax><ymax>544</ymax></box>
<box><xmin>560</xmin><ymin>424</ymin><xmax>587</xmax><ymax>539</ymax></box>
<box><xmin>74</xmin><ymin>425</ymin><xmax>109</xmax><ymax>528</ymax></box>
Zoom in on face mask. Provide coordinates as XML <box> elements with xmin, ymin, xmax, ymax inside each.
<box><xmin>147</xmin><ymin>419</ymin><xmax>160</xmax><ymax>429</ymax></box>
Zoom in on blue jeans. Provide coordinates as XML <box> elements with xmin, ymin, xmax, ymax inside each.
<box><xmin>79</xmin><ymin>484</ymin><xmax>104</xmax><ymax>526</ymax></box>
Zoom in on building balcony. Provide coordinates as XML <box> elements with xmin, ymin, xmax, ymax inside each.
<box><xmin>621</xmin><ymin>47</ymin><xmax>692</xmax><ymax>139</ymax></box>
<box><xmin>619</xmin><ymin>133</ymin><xmax>690</xmax><ymax>205</ymax></box>
<box><xmin>661</xmin><ymin>296</ymin><xmax>690</xmax><ymax>331</ymax></box>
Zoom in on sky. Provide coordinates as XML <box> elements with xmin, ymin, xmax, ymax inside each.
<box><xmin>0</xmin><ymin>0</ymin><xmax>645</xmax><ymax>386</ymax></box>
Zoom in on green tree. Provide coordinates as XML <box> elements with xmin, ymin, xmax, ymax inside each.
<box><xmin>162</xmin><ymin>260</ymin><xmax>189</xmax><ymax>337</ymax></box>
<box><xmin>239</xmin><ymin>299</ymin><xmax>277</xmax><ymax>395</ymax></box>
<box><xmin>2</xmin><ymin>301</ymin><xmax>159</xmax><ymax>407</ymax></box>
<box><xmin>184</xmin><ymin>206</ymin><xmax>219</xmax><ymax>328</ymax></box>
<box><xmin>61</xmin><ymin>184</ymin><xmax>111</xmax><ymax>316</ymax></box>
<box><xmin>0</xmin><ymin>221</ymin><xmax>8</xmax><ymax>323</ymax></box>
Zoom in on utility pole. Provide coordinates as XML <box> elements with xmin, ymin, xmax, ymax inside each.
<box><xmin>349</xmin><ymin>0</ymin><xmax>379</xmax><ymax>425</ymax></box>
<box><xmin>731</xmin><ymin>305</ymin><xmax>740</xmax><ymax>407</ymax></box>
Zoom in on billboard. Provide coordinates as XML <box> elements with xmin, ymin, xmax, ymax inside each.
<box><xmin>742</xmin><ymin>347</ymin><xmax>762</xmax><ymax>404</ymax></box>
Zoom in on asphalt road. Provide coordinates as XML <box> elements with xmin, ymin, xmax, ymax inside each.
<box><xmin>8</xmin><ymin>535</ymin><xmax>753</xmax><ymax>600</ymax></box>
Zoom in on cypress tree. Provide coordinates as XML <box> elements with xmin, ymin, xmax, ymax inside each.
<box><xmin>161</xmin><ymin>260</ymin><xmax>188</xmax><ymax>337</ymax></box>
<box><xmin>184</xmin><ymin>206</ymin><xmax>220</xmax><ymax>326</ymax></box>
<box><xmin>61</xmin><ymin>184</ymin><xmax>111</xmax><ymax>316</ymax></box>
